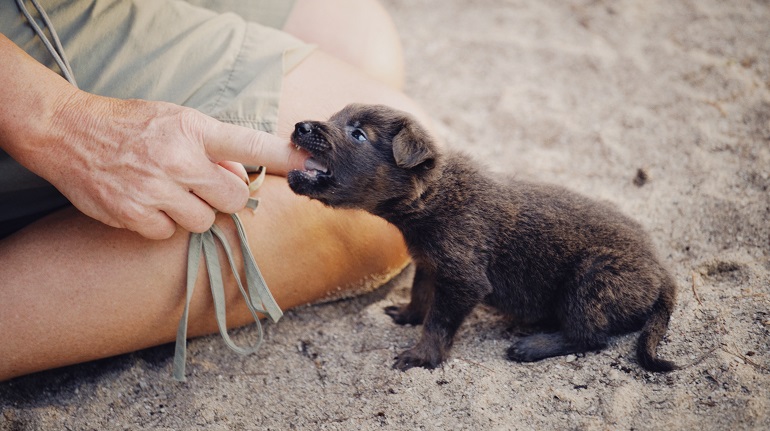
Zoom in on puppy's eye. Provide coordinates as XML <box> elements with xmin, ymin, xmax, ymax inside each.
<box><xmin>351</xmin><ymin>128</ymin><xmax>368</xmax><ymax>142</ymax></box>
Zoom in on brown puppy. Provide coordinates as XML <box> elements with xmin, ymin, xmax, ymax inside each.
<box><xmin>287</xmin><ymin>104</ymin><xmax>677</xmax><ymax>372</ymax></box>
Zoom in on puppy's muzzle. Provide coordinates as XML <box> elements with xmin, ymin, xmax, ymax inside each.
<box><xmin>291</xmin><ymin>121</ymin><xmax>332</xmax><ymax>155</ymax></box>
<box><xmin>289</xmin><ymin>120</ymin><xmax>332</xmax><ymax>185</ymax></box>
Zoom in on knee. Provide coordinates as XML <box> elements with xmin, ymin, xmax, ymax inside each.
<box><xmin>283</xmin><ymin>0</ymin><xmax>405</xmax><ymax>89</ymax></box>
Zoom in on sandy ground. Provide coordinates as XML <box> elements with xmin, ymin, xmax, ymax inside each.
<box><xmin>2</xmin><ymin>0</ymin><xmax>769</xmax><ymax>430</ymax></box>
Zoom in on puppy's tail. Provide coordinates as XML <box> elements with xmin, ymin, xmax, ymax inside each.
<box><xmin>636</xmin><ymin>274</ymin><xmax>678</xmax><ymax>372</ymax></box>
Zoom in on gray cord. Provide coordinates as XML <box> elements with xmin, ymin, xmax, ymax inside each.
<box><xmin>16</xmin><ymin>0</ymin><xmax>78</xmax><ymax>87</ymax></box>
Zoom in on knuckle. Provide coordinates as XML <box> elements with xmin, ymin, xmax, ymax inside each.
<box><xmin>161</xmin><ymin>148</ymin><xmax>190</xmax><ymax>178</ymax></box>
<box><xmin>114</xmin><ymin>202</ymin><xmax>175</xmax><ymax>239</ymax></box>
<box><xmin>184</xmin><ymin>209</ymin><xmax>216</xmax><ymax>233</ymax></box>
<box><xmin>144</xmin><ymin>224</ymin><xmax>176</xmax><ymax>240</ymax></box>
<box><xmin>176</xmin><ymin>107</ymin><xmax>208</xmax><ymax>144</ymax></box>
<box><xmin>218</xmin><ymin>182</ymin><xmax>250</xmax><ymax>214</ymax></box>
<box><xmin>176</xmin><ymin>106</ymin><xmax>201</xmax><ymax>128</ymax></box>
<box><xmin>242</xmin><ymin>132</ymin><xmax>267</xmax><ymax>162</ymax></box>
<box><xmin>114</xmin><ymin>201</ymin><xmax>145</xmax><ymax>227</ymax></box>
<box><xmin>135</xmin><ymin>215</ymin><xmax>176</xmax><ymax>240</ymax></box>
<box><xmin>217</xmin><ymin>200</ymin><xmax>245</xmax><ymax>215</ymax></box>
<box><xmin>200</xmin><ymin>171</ymin><xmax>249</xmax><ymax>214</ymax></box>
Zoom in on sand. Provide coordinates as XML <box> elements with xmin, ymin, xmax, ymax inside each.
<box><xmin>2</xmin><ymin>0</ymin><xmax>769</xmax><ymax>430</ymax></box>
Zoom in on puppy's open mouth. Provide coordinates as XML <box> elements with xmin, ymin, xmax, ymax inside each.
<box><xmin>299</xmin><ymin>156</ymin><xmax>331</xmax><ymax>180</ymax></box>
<box><xmin>287</xmin><ymin>134</ymin><xmax>335</xmax><ymax>197</ymax></box>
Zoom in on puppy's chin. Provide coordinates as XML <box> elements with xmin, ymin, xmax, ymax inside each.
<box><xmin>287</xmin><ymin>169</ymin><xmax>331</xmax><ymax>200</ymax></box>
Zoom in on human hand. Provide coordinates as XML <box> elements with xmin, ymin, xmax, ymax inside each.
<box><xmin>17</xmin><ymin>91</ymin><xmax>306</xmax><ymax>239</ymax></box>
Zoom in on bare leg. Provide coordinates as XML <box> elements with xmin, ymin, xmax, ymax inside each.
<box><xmin>0</xmin><ymin>47</ymin><xmax>428</xmax><ymax>380</ymax></box>
<box><xmin>283</xmin><ymin>0</ymin><xmax>405</xmax><ymax>89</ymax></box>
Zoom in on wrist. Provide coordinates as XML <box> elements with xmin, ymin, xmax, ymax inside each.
<box><xmin>0</xmin><ymin>35</ymin><xmax>84</xmax><ymax>178</ymax></box>
<box><xmin>8</xmin><ymin>85</ymin><xmax>90</xmax><ymax>186</ymax></box>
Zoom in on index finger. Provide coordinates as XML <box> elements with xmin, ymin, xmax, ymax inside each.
<box><xmin>203</xmin><ymin>119</ymin><xmax>307</xmax><ymax>175</ymax></box>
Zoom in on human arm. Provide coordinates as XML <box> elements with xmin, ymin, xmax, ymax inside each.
<box><xmin>0</xmin><ymin>34</ymin><xmax>306</xmax><ymax>239</ymax></box>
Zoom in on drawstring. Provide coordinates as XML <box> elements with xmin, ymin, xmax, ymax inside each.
<box><xmin>18</xmin><ymin>1</ymin><xmax>283</xmax><ymax>380</ymax></box>
<box><xmin>173</xmin><ymin>167</ymin><xmax>283</xmax><ymax>382</ymax></box>
<box><xmin>16</xmin><ymin>0</ymin><xmax>78</xmax><ymax>87</ymax></box>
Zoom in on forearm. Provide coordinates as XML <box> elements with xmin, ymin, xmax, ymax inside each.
<box><xmin>0</xmin><ymin>33</ymin><xmax>81</xmax><ymax>176</ymax></box>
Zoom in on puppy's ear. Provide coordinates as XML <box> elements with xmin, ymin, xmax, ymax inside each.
<box><xmin>392</xmin><ymin>121</ymin><xmax>437</xmax><ymax>170</ymax></box>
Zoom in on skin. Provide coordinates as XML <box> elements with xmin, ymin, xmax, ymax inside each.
<box><xmin>0</xmin><ymin>0</ymin><xmax>424</xmax><ymax>381</ymax></box>
<box><xmin>283</xmin><ymin>0</ymin><xmax>405</xmax><ymax>89</ymax></box>
<box><xmin>0</xmin><ymin>54</ymin><xmax>304</xmax><ymax>238</ymax></box>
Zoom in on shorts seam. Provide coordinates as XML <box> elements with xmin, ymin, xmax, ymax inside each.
<box><xmin>210</xmin><ymin>16</ymin><xmax>248</xmax><ymax>113</ymax></box>
<box><xmin>215</xmin><ymin>117</ymin><xmax>273</xmax><ymax>131</ymax></box>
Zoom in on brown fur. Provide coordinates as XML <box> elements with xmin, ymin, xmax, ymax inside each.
<box><xmin>287</xmin><ymin>104</ymin><xmax>677</xmax><ymax>372</ymax></box>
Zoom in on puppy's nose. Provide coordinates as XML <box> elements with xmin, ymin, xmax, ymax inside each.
<box><xmin>295</xmin><ymin>122</ymin><xmax>314</xmax><ymax>135</ymax></box>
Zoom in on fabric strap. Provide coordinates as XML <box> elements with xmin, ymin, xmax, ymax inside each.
<box><xmin>15</xmin><ymin>0</ymin><xmax>78</xmax><ymax>86</ymax></box>
<box><xmin>173</xmin><ymin>167</ymin><xmax>282</xmax><ymax>381</ymax></box>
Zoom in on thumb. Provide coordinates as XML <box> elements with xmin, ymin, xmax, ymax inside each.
<box><xmin>203</xmin><ymin>119</ymin><xmax>307</xmax><ymax>175</ymax></box>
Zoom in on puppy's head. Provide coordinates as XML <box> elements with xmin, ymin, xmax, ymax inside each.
<box><xmin>287</xmin><ymin>104</ymin><xmax>439</xmax><ymax>213</ymax></box>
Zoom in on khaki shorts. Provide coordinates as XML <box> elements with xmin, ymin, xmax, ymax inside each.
<box><xmin>0</xmin><ymin>0</ymin><xmax>313</xmax><ymax>237</ymax></box>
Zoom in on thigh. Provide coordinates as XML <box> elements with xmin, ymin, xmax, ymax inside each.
<box><xmin>275</xmin><ymin>50</ymin><xmax>428</xmax><ymax>138</ymax></box>
<box><xmin>0</xmin><ymin>175</ymin><xmax>408</xmax><ymax>380</ymax></box>
<box><xmin>283</xmin><ymin>0</ymin><xmax>405</xmax><ymax>89</ymax></box>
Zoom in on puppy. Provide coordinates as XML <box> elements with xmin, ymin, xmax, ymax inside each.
<box><xmin>287</xmin><ymin>104</ymin><xmax>677</xmax><ymax>372</ymax></box>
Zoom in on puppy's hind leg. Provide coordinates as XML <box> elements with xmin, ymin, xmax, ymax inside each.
<box><xmin>507</xmin><ymin>323</ymin><xmax>610</xmax><ymax>362</ymax></box>
<box><xmin>508</xmin><ymin>256</ymin><xmax>618</xmax><ymax>363</ymax></box>
<box><xmin>507</xmin><ymin>332</ymin><xmax>596</xmax><ymax>362</ymax></box>
<box><xmin>385</xmin><ymin>266</ymin><xmax>434</xmax><ymax>325</ymax></box>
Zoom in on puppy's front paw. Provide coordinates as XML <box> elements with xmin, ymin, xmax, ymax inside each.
<box><xmin>384</xmin><ymin>304</ymin><xmax>424</xmax><ymax>325</ymax></box>
<box><xmin>393</xmin><ymin>349</ymin><xmax>437</xmax><ymax>371</ymax></box>
<box><xmin>392</xmin><ymin>346</ymin><xmax>444</xmax><ymax>371</ymax></box>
